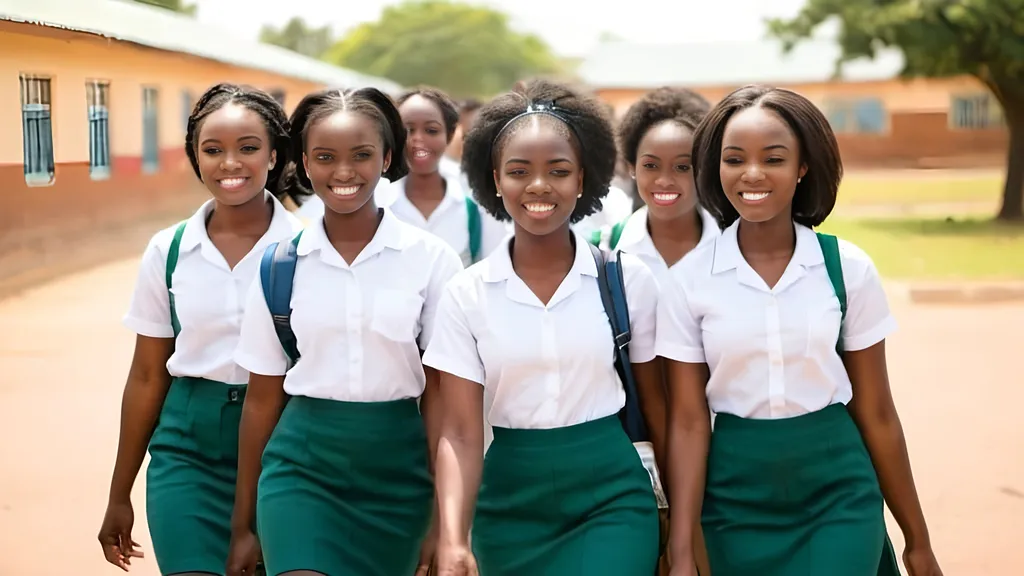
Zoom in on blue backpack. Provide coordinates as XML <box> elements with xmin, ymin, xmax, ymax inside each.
<box><xmin>258</xmin><ymin>231</ymin><xmax>304</xmax><ymax>364</ymax></box>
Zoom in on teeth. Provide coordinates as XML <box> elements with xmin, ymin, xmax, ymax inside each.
<box><xmin>525</xmin><ymin>203</ymin><xmax>555</xmax><ymax>213</ymax></box>
<box><xmin>219</xmin><ymin>177</ymin><xmax>247</xmax><ymax>189</ymax></box>
<box><xmin>741</xmin><ymin>192</ymin><xmax>770</xmax><ymax>201</ymax></box>
<box><xmin>413</xmin><ymin>150</ymin><xmax>430</xmax><ymax>158</ymax></box>
<box><xmin>653</xmin><ymin>193</ymin><xmax>679</xmax><ymax>201</ymax></box>
<box><xmin>331</xmin><ymin>185</ymin><xmax>359</xmax><ymax>197</ymax></box>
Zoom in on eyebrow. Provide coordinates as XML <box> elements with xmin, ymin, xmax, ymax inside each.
<box><xmin>199</xmin><ymin>134</ymin><xmax>263</xmax><ymax>146</ymax></box>
<box><xmin>311</xmin><ymin>144</ymin><xmax>377</xmax><ymax>152</ymax></box>
<box><xmin>504</xmin><ymin>157</ymin><xmax>575</xmax><ymax>166</ymax></box>
<box><xmin>723</xmin><ymin>144</ymin><xmax>789</xmax><ymax>152</ymax></box>
<box><xmin>640</xmin><ymin>152</ymin><xmax>691</xmax><ymax>160</ymax></box>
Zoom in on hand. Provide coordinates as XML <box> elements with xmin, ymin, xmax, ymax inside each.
<box><xmin>98</xmin><ymin>500</ymin><xmax>145</xmax><ymax>571</ymax></box>
<box><xmin>435</xmin><ymin>541</ymin><xmax>478</xmax><ymax>576</ymax></box>
<box><xmin>226</xmin><ymin>529</ymin><xmax>261</xmax><ymax>576</ymax></box>
<box><xmin>414</xmin><ymin>519</ymin><xmax>439</xmax><ymax>575</ymax></box>
<box><xmin>904</xmin><ymin>545</ymin><xmax>943</xmax><ymax>576</ymax></box>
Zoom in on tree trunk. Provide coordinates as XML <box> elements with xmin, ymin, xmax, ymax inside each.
<box><xmin>992</xmin><ymin>82</ymin><xmax>1024</xmax><ymax>221</ymax></box>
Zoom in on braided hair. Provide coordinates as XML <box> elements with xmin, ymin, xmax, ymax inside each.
<box><xmin>461</xmin><ymin>79</ymin><xmax>617</xmax><ymax>224</ymax></box>
<box><xmin>184</xmin><ymin>83</ymin><xmax>303</xmax><ymax>203</ymax></box>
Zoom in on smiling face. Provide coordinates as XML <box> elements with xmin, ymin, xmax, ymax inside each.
<box><xmin>493</xmin><ymin>116</ymin><xmax>583</xmax><ymax>237</ymax></box>
<box><xmin>633</xmin><ymin>120</ymin><xmax>698</xmax><ymax>222</ymax></box>
<box><xmin>302</xmin><ymin>110</ymin><xmax>391</xmax><ymax>216</ymax></box>
<box><xmin>195</xmin><ymin>102</ymin><xmax>275</xmax><ymax>205</ymax></box>
<box><xmin>719</xmin><ymin>105</ymin><xmax>807</xmax><ymax>224</ymax></box>
<box><xmin>399</xmin><ymin>94</ymin><xmax>449</xmax><ymax>176</ymax></box>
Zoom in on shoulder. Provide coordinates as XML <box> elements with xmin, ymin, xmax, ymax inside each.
<box><xmin>833</xmin><ymin>236</ymin><xmax>883</xmax><ymax>289</ymax></box>
<box><xmin>619</xmin><ymin>251</ymin><xmax>655</xmax><ymax>284</ymax></box>
<box><xmin>145</xmin><ymin>221</ymin><xmax>185</xmax><ymax>260</ymax></box>
<box><xmin>670</xmin><ymin>238</ymin><xmax>718</xmax><ymax>288</ymax></box>
<box><xmin>396</xmin><ymin>218</ymin><xmax>462</xmax><ymax>262</ymax></box>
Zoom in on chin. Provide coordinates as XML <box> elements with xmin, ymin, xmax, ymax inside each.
<box><xmin>212</xmin><ymin>187</ymin><xmax>263</xmax><ymax>206</ymax></box>
<box><xmin>321</xmin><ymin>192</ymin><xmax>374</xmax><ymax>216</ymax></box>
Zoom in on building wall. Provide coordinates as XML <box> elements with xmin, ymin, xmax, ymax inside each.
<box><xmin>595</xmin><ymin>76</ymin><xmax>1008</xmax><ymax>169</ymax></box>
<box><xmin>0</xmin><ymin>22</ymin><xmax>326</xmax><ymax>292</ymax></box>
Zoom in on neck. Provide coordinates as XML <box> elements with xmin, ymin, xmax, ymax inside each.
<box><xmin>736</xmin><ymin>215</ymin><xmax>796</xmax><ymax>258</ymax></box>
<box><xmin>207</xmin><ymin>191</ymin><xmax>272</xmax><ymax>235</ymax></box>
<box><xmin>647</xmin><ymin>208</ymin><xmax>702</xmax><ymax>246</ymax></box>
<box><xmin>511</xmin><ymin>224</ymin><xmax>575</xmax><ymax>272</ymax></box>
<box><xmin>405</xmin><ymin>171</ymin><xmax>446</xmax><ymax>200</ymax></box>
<box><xmin>323</xmin><ymin>199</ymin><xmax>382</xmax><ymax>244</ymax></box>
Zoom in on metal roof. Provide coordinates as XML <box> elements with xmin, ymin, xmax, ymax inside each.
<box><xmin>578</xmin><ymin>37</ymin><xmax>905</xmax><ymax>90</ymax></box>
<box><xmin>0</xmin><ymin>0</ymin><xmax>403</xmax><ymax>94</ymax></box>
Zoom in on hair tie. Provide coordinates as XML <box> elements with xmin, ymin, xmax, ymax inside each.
<box><xmin>491</xmin><ymin>99</ymin><xmax>582</xmax><ymax>154</ymax></box>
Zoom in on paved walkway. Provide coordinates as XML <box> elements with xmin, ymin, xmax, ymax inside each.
<box><xmin>0</xmin><ymin>257</ymin><xmax>1022</xmax><ymax>575</ymax></box>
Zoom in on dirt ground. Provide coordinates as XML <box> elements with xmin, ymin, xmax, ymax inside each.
<box><xmin>0</xmin><ymin>256</ymin><xmax>1021</xmax><ymax>575</ymax></box>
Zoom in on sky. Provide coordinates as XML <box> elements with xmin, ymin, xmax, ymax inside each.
<box><xmin>195</xmin><ymin>0</ymin><xmax>810</xmax><ymax>58</ymax></box>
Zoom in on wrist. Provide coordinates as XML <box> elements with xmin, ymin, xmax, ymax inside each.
<box><xmin>904</xmin><ymin>529</ymin><xmax>932</xmax><ymax>551</ymax></box>
<box><xmin>107</xmin><ymin>484</ymin><xmax>132</xmax><ymax>505</ymax></box>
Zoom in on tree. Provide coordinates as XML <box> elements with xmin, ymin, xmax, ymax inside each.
<box><xmin>323</xmin><ymin>0</ymin><xmax>559</xmax><ymax>98</ymax></box>
<box><xmin>769</xmin><ymin>0</ymin><xmax>1024</xmax><ymax>221</ymax></box>
<box><xmin>260</xmin><ymin>17</ymin><xmax>335</xmax><ymax>59</ymax></box>
<box><xmin>131</xmin><ymin>0</ymin><xmax>196</xmax><ymax>15</ymax></box>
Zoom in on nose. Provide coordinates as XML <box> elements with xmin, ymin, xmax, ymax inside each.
<box><xmin>654</xmin><ymin>172</ymin><xmax>674</xmax><ymax>188</ymax></box>
<box><xmin>741</xmin><ymin>163</ymin><xmax>765</xmax><ymax>183</ymax></box>
<box><xmin>524</xmin><ymin>174</ymin><xmax>551</xmax><ymax>195</ymax></box>
<box><xmin>333</xmin><ymin>162</ymin><xmax>356</xmax><ymax>182</ymax></box>
<box><xmin>220</xmin><ymin>153</ymin><xmax>242</xmax><ymax>172</ymax></box>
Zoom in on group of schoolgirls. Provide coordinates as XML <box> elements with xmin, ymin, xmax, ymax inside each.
<box><xmin>97</xmin><ymin>78</ymin><xmax>944</xmax><ymax>576</ymax></box>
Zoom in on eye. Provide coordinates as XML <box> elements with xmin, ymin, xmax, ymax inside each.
<box><xmin>240</xmin><ymin>145</ymin><xmax>260</xmax><ymax>153</ymax></box>
<box><xmin>505</xmin><ymin>168</ymin><xmax>528</xmax><ymax>177</ymax></box>
<box><xmin>426</xmin><ymin>128</ymin><xmax>441</xmax><ymax>135</ymax></box>
<box><xmin>354</xmin><ymin>152</ymin><xmax>371</xmax><ymax>160</ymax></box>
<box><xmin>722</xmin><ymin>156</ymin><xmax>743</xmax><ymax>165</ymax></box>
<box><xmin>765</xmin><ymin>157</ymin><xmax>785</xmax><ymax>164</ymax></box>
<box><xmin>642</xmin><ymin>162</ymin><xmax>657</xmax><ymax>170</ymax></box>
<box><xmin>316</xmin><ymin>153</ymin><xmax>333</xmax><ymax>162</ymax></box>
<box><xmin>550</xmin><ymin>169</ymin><xmax>571</xmax><ymax>177</ymax></box>
<box><xmin>202</xmin><ymin>147</ymin><xmax>221</xmax><ymax>155</ymax></box>
<box><xmin>675</xmin><ymin>164</ymin><xmax>691</xmax><ymax>172</ymax></box>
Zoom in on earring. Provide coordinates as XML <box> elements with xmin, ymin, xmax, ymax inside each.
<box><xmin>577</xmin><ymin>193</ymin><xmax>583</xmax><ymax>198</ymax></box>
<box><xmin>798</xmin><ymin>177</ymin><xmax>802</xmax><ymax>183</ymax></box>
<box><xmin>496</xmin><ymin>188</ymin><xmax>502</xmax><ymax>197</ymax></box>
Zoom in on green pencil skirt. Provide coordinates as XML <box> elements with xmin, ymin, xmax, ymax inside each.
<box><xmin>146</xmin><ymin>376</ymin><xmax>246</xmax><ymax>576</ymax></box>
<box><xmin>703</xmin><ymin>403</ymin><xmax>902</xmax><ymax>576</ymax></box>
<box><xmin>472</xmin><ymin>415</ymin><xmax>659</xmax><ymax>575</ymax></box>
<box><xmin>256</xmin><ymin>396</ymin><xmax>433</xmax><ymax>576</ymax></box>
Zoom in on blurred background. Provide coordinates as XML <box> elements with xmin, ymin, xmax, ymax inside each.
<box><xmin>0</xmin><ymin>0</ymin><xmax>1021</xmax><ymax>574</ymax></box>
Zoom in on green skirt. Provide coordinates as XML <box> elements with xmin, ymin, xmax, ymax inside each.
<box><xmin>147</xmin><ymin>376</ymin><xmax>246</xmax><ymax>576</ymax></box>
<box><xmin>257</xmin><ymin>396</ymin><xmax>433</xmax><ymax>576</ymax></box>
<box><xmin>703</xmin><ymin>403</ymin><xmax>901</xmax><ymax>576</ymax></box>
<box><xmin>473</xmin><ymin>415</ymin><xmax>659</xmax><ymax>575</ymax></box>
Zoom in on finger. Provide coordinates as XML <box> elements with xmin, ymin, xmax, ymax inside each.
<box><xmin>125</xmin><ymin>548</ymin><xmax>145</xmax><ymax>558</ymax></box>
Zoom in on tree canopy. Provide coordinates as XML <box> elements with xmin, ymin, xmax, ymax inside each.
<box><xmin>770</xmin><ymin>0</ymin><xmax>1024</xmax><ymax>220</ymax></box>
<box><xmin>130</xmin><ymin>0</ymin><xmax>196</xmax><ymax>16</ymax></box>
<box><xmin>259</xmin><ymin>17</ymin><xmax>335</xmax><ymax>59</ymax></box>
<box><xmin>323</xmin><ymin>0</ymin><xmax>559</xmax><ymax>98</ymax></box>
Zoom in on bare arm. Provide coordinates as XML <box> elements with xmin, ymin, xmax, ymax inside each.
<box><xmin>107</xmin><ymin>335</ymin><xmax>175</xmax><ymax>503</ymax></box>
<box><xmin>435</xmin><ymin>373</ymin><xmax>485</xmax><ymax>547</ymax></box>
<box><xmin>664</xmin><ymin>359</ymin><xmax>711</xmax><ymax>563</ymax></box>
<box><xmin>421</xmin><ymin>366</ymin><xmax>443</xmax><ymax>472</ymax></box>
<box><xmin>844</xmin><ymin>341</ymin><xmax>932</xmax><ymax>549</ymax></box>
<box><xmin>633</xmin><ymin>358</ymin><xmax>669</xmax><ymax>477</ymax></box>
<box><xmin>231</xmin><ymin>373</ymin><xmax>287</xmax><ymax>533</ymax></box>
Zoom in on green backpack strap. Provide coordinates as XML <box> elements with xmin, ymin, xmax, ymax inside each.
<box><xmin>166</xmin><ymin>220</ymin><xmax>188</xmax><ymax>338</ymax></box>
<box><xmin>816</xmin><ymin>232</ymin><xmax>847</xmax><ymax>355</ymax></box>
<box><xmin>465</xmin><ymin>196</ymin><xmax>482</xmax><ymax>264</ymax></box>
<box><xmin>608</xmin><ymin>220</ymin><xmax>627</xmax><ymax>251</ymax></box>
<box><xmin>588</xmin><ymin>228</ymin><xmax>603</xmax><ymax>247</ymax></box>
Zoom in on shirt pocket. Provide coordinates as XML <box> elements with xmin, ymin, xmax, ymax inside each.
<box><xmin>370</xmin><ymin>289</ymin><xmax>425</xmax><ymax>343</ymax></box>
<box><xmin>806</xmin><ymin>295</ymin><xmax>843</xmax><ymax>355</ymax></box>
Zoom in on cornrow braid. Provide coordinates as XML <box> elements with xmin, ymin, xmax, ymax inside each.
<box><xmin>184</xmin><ymin>83</ymin><xmax>303</xmax><ymax>203</ymax></box>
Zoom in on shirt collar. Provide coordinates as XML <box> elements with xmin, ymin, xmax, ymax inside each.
<box><xmin>178</xmin><ymin>191</ymin><xmax>294</xmax><ymax>254</ymax></box>
<box><xmin>711</xmin><ymin>219</ymin><xmax>823</xmax><ymax>275</ymax></box>
<box><xmin>297</xmin><ymin>207</ymin><xmax>415</xmax><ymax>266</ymax></box>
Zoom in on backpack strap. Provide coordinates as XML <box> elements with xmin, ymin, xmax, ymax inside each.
<box><xmin>465</xmin><ymin>196</ymin><xmax>482</xmax><ymax>264</ymax></box>
<box><xmin>816</xmin><ymin>232</ymin><xmax>847</xmax><ymax>355</ymax></box>
<box><xmin>588</xmin><ymin>243</ymin><xmax>650</xmax><ymax>443</ymax></box>
<box><xmin>259</xmin><ymin>231</ymin><xmax>303</xmax><ymax>364</ymax></box>
<box><xmin>165</xmin><ymin>220</ymin><xmax>188</xmax><ymax>338</ymax></box>
<box><xmin>588</xmin><ymin>228</ymin><xmax>603</xmax><ymax>248</ymax></box>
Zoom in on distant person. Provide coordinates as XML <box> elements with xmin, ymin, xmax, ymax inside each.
<box><xmin>657</xmin><ymin>85</ymin><xmax>944</xmax><ymax>576</ymax></box>
<box><xmin>226</xmin><ymin>87</ymin><xmax>463</xmax><ymax>576</ymax></box>
<box><xmin>426</xmin><ymin>78</ymin><xmax>663</xmax><ymax>575</ymax></box>
<box><xmin>97</xmin><ymin>83</ymin><xmax>304</xmax><ymax>575</ymax></box>
<box><xmin>443</xmin><ymin>97</ymin><xmax>483</xmax><ymax>169</ymax></box>
<box><xmin>386</xmin><ymin>87</ymin><xmax>508</xmax><ymax>267</ymax></box>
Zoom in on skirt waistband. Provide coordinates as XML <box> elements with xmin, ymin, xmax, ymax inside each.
<box><xmin>490</xmin><ymin>414</ymin><xmax>623</xmax><ymax>450</ymax></box>
<box><xmin>170</xmin><ymin>376</ymin><xmax>246</xmax><ymax>403</ymax></box>
<box><xmin>286</xmin><ymin>395</ymin><xmax>420</xmax><ymax>428</ymax></box>
<box><xmin>713</xmin><ymin>403</ymin><xmax>851</xmax><ymax>439</ymax></box>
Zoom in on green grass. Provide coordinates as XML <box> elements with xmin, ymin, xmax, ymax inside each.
<box><xmin>818</xmin><ymin>217</ymin><xmax>1024</xmax><ymax>280</ymax></box>
<box><xmin>837</xmin><ymin>174</ymin><xmax>1002</xmax><ymax>207</ymax></box>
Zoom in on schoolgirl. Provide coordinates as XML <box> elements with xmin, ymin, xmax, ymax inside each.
<box><xmin>97</xmin><ymin>83</ymin><xmax>304</xmax><ymax>575</ymax></box>
<box><xmin>596</xmin><ymin>87</ymin><xmax>718</xmax><ymax>275</ymax></box>
<box><xmin>386</xmin><ymin>86</ymin><xmax>509</xmax><ymax>267</ymax></box>
<box><xmin>424</xmin><ymin>79</ymin><xmax>663</xmax><ymax>575</ymax></box>
<box><xmin>226</xmin><ymin>87</ymin><xmax>463</xmax><ymax>576</ymax></box>
<box><xmin>656</xmin><ymin>85</ymin><xmax>943</xmax><ymax>576</ymax></box>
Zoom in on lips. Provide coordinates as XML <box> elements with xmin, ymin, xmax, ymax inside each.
<box><xmin>410</xmin><ymin>148</ymin><xmax>432</xmax><ymax>162</ymax></box>
<box><xmin>330</xmin><ymin>185</ymin><xmax>360</xmax><ymax>197</ymax></box>
<box><xmin>523</xmin><ymin>202</ymin><xmax>555</xmax><ymax>217</ymax></box>
<box><xmin>651</xmin><ymin>191</ymin><xmax>680</xmax><ymax>206</ymax></box>
<box><xmin>739</xmin><ymin>191</ymin><xmax>771</xmax><ymax>204</ymax></box>
<box><xmin>217</xmin><ymin>177</ymin><xmax>249</xmax><ymax>191</ymax></box>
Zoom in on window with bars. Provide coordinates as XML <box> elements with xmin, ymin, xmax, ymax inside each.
<box><xmin>142</xmin><ymin>87</ymin><xmax>160</xmax><ymax>173</ymax></box>
<box><xmin>950</xmin><ymin>94</ymin><xmax>1005</xmax><ymax>130</ymax></box>
<box><xmin>87</xmin><ymin>80</ymin><xmax>111</xmax><ymax>180</ymax></box>
<box><xmin>823</xmin><ymin>98</ymin><xmax>888</xmax><ymax>134</ymax></box>
<box><xmin>19</xmin><ymin>75</ymin><xmax>55</xmax><ymax>186</ymax></box>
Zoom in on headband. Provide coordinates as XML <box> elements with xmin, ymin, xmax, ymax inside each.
<box><xmin>491</xmin><ymin>100</ymin><xmax>582</xmax><ymax>152</ymax></box>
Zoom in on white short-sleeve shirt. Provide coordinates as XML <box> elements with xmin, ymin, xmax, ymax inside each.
<box><xmin>422</xmin><ymin>232</ymin><xmax>659</xmax><ymax>429</ymax></box>
<box><xmin>122</xmin><ymin>193</ymin><xmax>303</xmax><ymax>384</ymax></box>
<box><xmin>235</xmin><ymin>209</ymin><xmax>463</xmax><ymax>402</ymax></box>
<box><xmin>655</xmin><ymin>221</ymin><xmax>898</xmax><ymax>419</ymax></box>
<box><xmin>378</xmin><ymin>176</ymin><xmax>509</xmax><ymax>268</ymax></box>
<box><xmin>614</xmin><ymin>206</ymin><xmax>719</xmax><ymax>284</ymax></box>
<box><xmin>573</xmin><ymin>185</ymin><xmax>636</xmax><ymax>239</ymax></box>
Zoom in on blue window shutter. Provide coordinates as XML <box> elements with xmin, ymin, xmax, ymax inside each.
<box><xmin>854</xmin><ymin>99</ymin><xmax>885</xmax><ymax>133</ymax></box>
